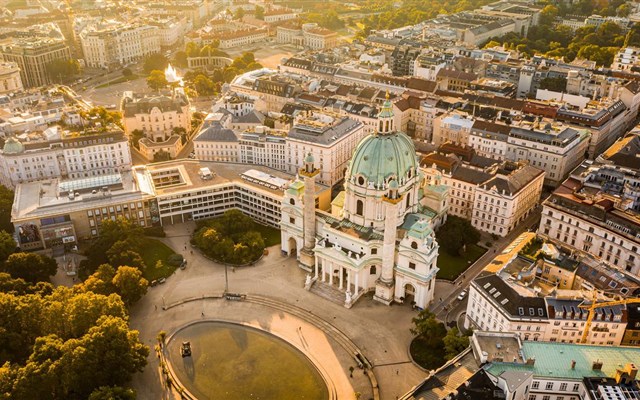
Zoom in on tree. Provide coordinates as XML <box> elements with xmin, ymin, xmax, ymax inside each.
<box><xmin>172</xmin><ymin>51</ymin><xmax>188</xmax><ymax>68</ymax></box>
<box><xmin>2</xmin><ymin>253</ymin><xmax>57</xmax><ymax>283</ymax></box>
<box><xmin>143</xmin><ymin>53</ymin><xmax>168</xmax><ymax>74</ymax></box>
<box><xmin>0</xmin><ymin>186</ymin><xmax>15</xmax><ymax>233</ymax></box>
<box><xmin>234</xmin><ymin>7</ymin><xmax>245</xmax><ymax>20</ymax></box>
<box><xmin>443</xmin><ymin>327</ymin><xmax>470</xmax><ymax>360</ymax></box>
<box><xmin>0</xmin><ymin>230</ymin><xmax>16</xmax><ymax>264</ymax></box>
<box><xmin>539</xmin><ymin>77</ymin><xmax>567</xmax><ymax>92</ymax></box>
<box><xmin>89</xmin><ymin>386</ymin><xmax>136</xmax><ymax>400</ymax></box>
<box><xmin>147</xmin><ymin>70</ymin><xmax>168</xmax><ymax>91</ymax></box>
<box><xmin>193</xmin><ymin>74</ymin><xmax>216</xmax><ymax>96</ymax></box>
<box><xmin>617</xmin><ymin>3</ymin><xmax>631</xmax><ymax>17</ymax></box>
<box><xmin>483</xmin><ymin>40</ymin><xmax>501</xmax><ymax>49</ymax></box>
<box><xmin>130</xmin><ymin>129</ymin><xmax>145</xmax><ymax>149</ymax></box>
<box><xmin>122</xmin><ymin>68</ymin><xmax>133</xmax><ymax>78</ymax></box>
<box><xmin>153</xmin><ymin>150</ymin><xmax>172</xmax><ymax>162</ymax></box>
<box><xmin>539</xmin><ymin>4</ymin><xmax>558</xmax><ymax>26</ymax></box>
<box><xmin>112</xmin><ymin>266</ymin><xmax>148</xmax><ymax>306</ymax></box>
<box><xmin>435</xmin><ymin>216</ymin><xmax>480</xmax><ymax>256</ymax></box>
<box><xmin>81</xmin><ymin>264</ymin><xmax>116</xmax><ymax>295</ymax></box>
<box><xmin>107</xmin><ymin>240</ymin><xmax>145</xmax><ymax>271</ymax></box>
<box><xmin>255</xmin><ymin>5</ymin><xmax>264</xmax><ymax>19</ymax></box>
<box><xmin>46</xmin><ymin>59</ymin><xmax>80</xmax><ymax>83</ymax></box>
<box><xmin>410</xmin><ymin>310</ymin><xmax>444</xmax><ymax>338</ymax></box>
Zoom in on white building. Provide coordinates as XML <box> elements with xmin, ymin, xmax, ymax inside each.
<box><xmin>0</xmin><ymin>127</ymin><xmax>132</xmax><ymax>188</ymax></box>
<box><xmin>539</xmin><ymin>136</ymin><xmax>640</xmax><ymax>277</ymax></box>
<box><xmin>280</xmin><ymin>99</ymin><xmax>445</xmax><ymax>310</ymax></box>
<box><xmin>80</xmin><ymin>24</ymin><xmax>161</xmax><ymax>69</ymax></box>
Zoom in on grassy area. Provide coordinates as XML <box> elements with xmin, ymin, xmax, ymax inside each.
<box><xmin>436</xmin><ymin>244</ymin><xmax>487</xmax><ymax>281</ymax></box>
<box><xmin>251</xmin><ymin>222</ymin><xmax>281</xmax><ymax>247</ymax></box>
<box><xmin>139</xmin><ymin>238</ymin><xmax>178</xmax><ymax>281</ymax></box>
<box><xmin>96</xmin><ymin>74</ymin><xmax>139</xmax><ymax>88</ymax></box>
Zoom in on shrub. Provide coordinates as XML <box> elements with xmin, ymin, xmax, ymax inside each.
<box><xmin>167</xmin><ymin>254</ymin><xmax>184</xmax><ymax>267</ymax></box>
<box><xmin>144</xmin><ymin>226</ymin><xmax>166</xmax><ymax>237</ymax></box>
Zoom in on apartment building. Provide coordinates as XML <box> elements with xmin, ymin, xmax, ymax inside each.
<box><xmin>471</xmin><ymin>162</ymin><xmax>544</xmax><ymax>236</ymax></box>
<box><xmin>432</xmin><ymin>112</ymin><xmax>474</xmax><ymax>146</ymax></box>
<box><xmin>0</xmin><ymin>127</ymin><xmax>132</xmax><ymax>188</ymax></box>
<box><xmin>539</xmin><ymin>138</ymin><xmax>640</xmax><ymax>278</ymax></box>
<box><xmin>0</xmin><ymin>62</ymin><xmax>23</xmax><ymax>94</ymax></box>
<box><xmin>80</xmin><ymin>24</ymin><xmax>161</xmax><ymax>69</ymax></box>
<box><xmin>0</xmin><ymin>38</ymin><xmax>72</xmax><ymax>88</ymax></box>
<box><xmin>393</xmin><ymin>95</ymin><xmax>441</xmax><ymax>141</ymax></box>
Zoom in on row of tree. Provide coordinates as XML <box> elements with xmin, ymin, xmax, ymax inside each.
<box><xmin>485</xmin><ymin>3</ymin><xmax>640</xmax><ymax>67</ymax></box>
<box><xmin>410</xmin><ymin>310</ymin><xmax>470</xmax><ymax>369</ymax></box>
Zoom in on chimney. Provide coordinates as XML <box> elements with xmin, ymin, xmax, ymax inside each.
<box><xmin>592</xmin><ymin>360</ymin><xmax>603</xmax><ymax>371</ymax></box>
<box><xmin>628</xmin><ymin>363</ymin><xmax>638</xmax><ymax>381</ymax></box>
<box><xmin>526</xmin><ymin>358</ymin><xmax>536</xmax><ymax>366</ymax></box>
<box><xmin>571</xmin><ymin>360</ymin><xmax>576</xmax><ymax>369</ymax></box>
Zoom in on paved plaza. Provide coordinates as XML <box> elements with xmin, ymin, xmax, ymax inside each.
<box><xmin>129</xmin><ymin>222</ymin><xmax>431</xmax><ymax>400</ymax></box>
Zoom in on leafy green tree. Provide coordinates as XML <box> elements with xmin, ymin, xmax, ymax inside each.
<box><xmin>234</xmin><ymin>7</ymin><xmax>245</xmax><ymax>20</ymax></box>
<box><xmin>153</xmin><ymin>150</ymin><xmax>172</xmax><ymax>162</ymax></box>
<box><xmin>112</xmin><ymin>266</ymin><xmax>148</xmax><ymax>306</ymax></box>
<box><xmin>539</xmin><ymin>4</ymin><xmax>558</xmax><ymax>26</ymax></box>
<box><xmin>2</xmin><ymin>253</ymin><xmax>57</xmax><ymax>283</ymax></box>
<box><xmin>436</xmin><ymin>216</ymin><xmax>480</xmax><ymax>256</ymax></box>
<box><xmin>0</xmin><ymin>186</ymin><xmax>15</xmax><ymax>233</ymax></box>
<box><xmin>147</xmin><ymin>70</ymin><xmax>168</xmax><ymax>91</ymax></box>
<box><xmin>443</xmin><ymin>327</ymin><xmax>470</xmax><ymax>360</ymax></box>
<box><xmin>186</xmin><ymin>41</ymin><xmax>201</xmax><ymax>58</ymax></box>
<box><xmin>194</xmin><ymin>74</ymin><xmax>216</xmax><ymax>96</ymax></box>
<box><xmin>617</xmin><ymin>3</ymin><xmax>631</xmax><ymax>17</ymax></box>
<box><xmin>46</xmin><ymin>59</ymin><xmax>80</xmax><ymax>83</ymax></box>
<box><xmin>143</xmin><ymin>53</ymin><xmax>168</xmax><ymax>74</ymax></box>
<box><xmin>410</xmin><ymin>310</ymin><xmax>444</xmax><ymax>338</ymax></box>
<box><xmin>81</xmin><ymin>264</ymin><xmax>116</xmax><ymax>295</ymax></box>
<box><xmin>0</xmin><ymin>231</ymin><xmax>16</xmax><ymax>264</ymax></box>
<box><xmin>122</xmin><ymin>68</ymin><xmax>133</xmax><ymax>77</ymax></box>
<box><xmin>539</xmin><ymin>77</ymin><xmax>567</xmax><ymax>92</ymax></box>
<box><xmin>0</xmin><ymin>272</ymin><xmax>28</xmax><ymax>294</ymax></box>
<box><xmin>89</xmin><ymin>386</ymin><xmax>136</xmax><ymax>400</ymax></box>
<box><xmin>107</xmin><ymin>241</ymin><xmax>145</xmax><ymax>271</ymax></box>
<box><xmin>172</xmin><ymin>51</ymin><xmax>188</xmax><ymax>68</ymax></box>
<box><xmin>130</xmin><ymin>129</ymin><xmax>145</xmax><ymax>149</ymax></box>
<box><xmin>255</xmin><ymin>5</ymin><xmax>264</xmax><ymax>19</ymax></box>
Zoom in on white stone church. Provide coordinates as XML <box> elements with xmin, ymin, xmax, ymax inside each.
<box><xmin>280</xmin><ymin>98</ymin><xmax>449</xmax><ymax>309</ymax></box>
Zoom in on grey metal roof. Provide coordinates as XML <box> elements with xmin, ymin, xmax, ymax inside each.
<box><xmin>194</xmin><ymin>123</ymin><xmax>237</xmax><ymax>142</ymax></box>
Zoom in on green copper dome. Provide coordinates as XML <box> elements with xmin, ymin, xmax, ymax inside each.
<box><xmin>3</xmin><ymin>137</ymin><xmax>24</xmax><ymax>154</ymax></box>
<box><xmin>348</xmin><ymin>132</ymin><xmax>417</xmax><ymax>187</ymax></box>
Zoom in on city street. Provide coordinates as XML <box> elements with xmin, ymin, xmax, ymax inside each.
<box><xmin>430</xmin><ymin>208</ymin><xmax>542</xmax><ymax>323</ymax></box>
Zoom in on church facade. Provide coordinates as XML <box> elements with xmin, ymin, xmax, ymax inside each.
<box><xmin>280</xmin><ymin>98</ymin><xmax>448</xmax><ymax>309</ymax></box>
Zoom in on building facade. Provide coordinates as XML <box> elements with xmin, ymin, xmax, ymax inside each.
<box><xmin>0</xmin><ymin>39</ymin><xmax>72</xmax><ymax>88</ymax></box>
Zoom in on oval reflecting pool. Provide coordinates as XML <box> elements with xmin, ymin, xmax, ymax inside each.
<box><xmin>166</xmin><ymin>322</ymin><xmax>329</xmax><ymax>400</ymax></box>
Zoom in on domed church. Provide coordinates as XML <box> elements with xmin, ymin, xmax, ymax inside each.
<box><xmin>280</xmin><ymin>97</ymin><xmax>448</xmax><ymax>309</ymax></box>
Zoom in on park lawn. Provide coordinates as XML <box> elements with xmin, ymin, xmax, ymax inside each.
<box><xmin>436</xmin><ymin>244</ymin><xmax>486</xmax><ymax>281</ymax></box>
<box><xmin>140</xmin><ymin>238</ymin><xmax>178</xmax><ymax>281</ymax></box>
<box><xmin>250</xmin><ymin>222</ymin><xmax>281</xmax><ymax>247</ymax></box>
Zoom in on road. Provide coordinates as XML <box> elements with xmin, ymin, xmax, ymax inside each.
<box><xmin>431</xmin><ymin>208</ymin><xmax>542</xmax><ymax>323</ymax></box>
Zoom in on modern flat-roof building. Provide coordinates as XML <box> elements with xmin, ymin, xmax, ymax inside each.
<box><xmin>11</xmin><ymin>160</ymin><xmax>330</xmax><ymax>250</ymax></box>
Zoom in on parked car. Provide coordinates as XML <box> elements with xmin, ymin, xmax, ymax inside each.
<box><xmin>180</xmin><ymin>260</ymin><xmax>187</xmax><ymax>270</ymax></box>
<box><xmin>457</xmin><ymin>290</ymin><xmax>467</xmax><ymax>301</ymax></box>
<box><xmin>158</xmin><ymin>277</ymin><xmax>167</xmax><ymax>284</ymax></box>
<box><xmin>150</xmin><ymin>279</ymin><xmax>159</xmax><ymax>287</ymax></box>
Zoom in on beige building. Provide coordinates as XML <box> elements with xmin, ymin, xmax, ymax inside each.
<box><xmin>121</xmin><ymin>89</ymin><xmax>191</xmax><ymax>161</ymax></box>
<box><xmin>0</xmin><ymin>62</ymin><xmax>23</xmax><ymax>94</ymax></box>
<box><xmin>0</xmin><ymin>38</ymin><xmax>72</xmax><ymax>88</ymax></box>
<box><xmin>216</xmin><ymin>29</ymin><xmax>268</xmax><ymax>49</ymax></box>
<box><xmin>80</xmin><ymin>24</ymin><xmax>161</xmax><ymax>69</ymax></box>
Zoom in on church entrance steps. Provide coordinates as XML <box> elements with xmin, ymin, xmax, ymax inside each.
<box><xmin>310</xmin><ymin>280</ymin><xmax>365</xmax><ymax>307</ymax></box>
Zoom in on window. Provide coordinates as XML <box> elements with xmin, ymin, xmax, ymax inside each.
<box><xmin>528</xmin><ymin>396</ymin><xmax>536</xmax><ymax>400</ymax></box>
<box><xmin>409</xmin><ymin>262</ymin><xmax>416</xmax><ymax>270</ymax></box>
<box><xmin>532</xmin><ymin>381</ymin><xmax>539</xmax><ymax>389</ymax></box>
<box><xmin>411</xmin><ymin>241</ymin><xmax>418</xmax><ymax>249</ymax></box>
<box><xmin>560</xmin><ymin>383</ymin><xmax>567</xmax><ymax>391</ymax></box>
<box><xmin>371</xmin><ymin>248</ymin><xmax>377</xmax><ymax>255</ymax></box>
<box><xmin>289</xmin><ymin>198</ymin><xmax>295</xmax><ymax>205</ymax></box>
<box><xmin>542</xmin><ymin>396</ymin><xmax>550</xmax><ymax>400</ymax></box>
<box><xmin>370</xmin><ymin>265</ymin><xmax>377</xmax><ymax>275</ymax></box>
<box><xmin>356</xmin><ymin>200</ymin><xmax>364</xmax><ymax>216</ymax></box>
<box><xmin>572</xmin><ymin>384</ymin><xmax>579</xmax><ymax>392</ymax></box>
<box><xmin>289</xmin><ymin>217</ymin><xmax>295</xmax><ymax>224</ymax></box>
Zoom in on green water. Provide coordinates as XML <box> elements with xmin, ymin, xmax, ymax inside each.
<box><xmin>167</xmin><ymin>322</ymin><xmax>329</xmax><ymax>400</ymax></box>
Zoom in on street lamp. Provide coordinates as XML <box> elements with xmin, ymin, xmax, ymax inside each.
<box><xmin>162</xmin><ymin>295</ymin><xmax>166</xmax><ymax>310</ymax></box>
